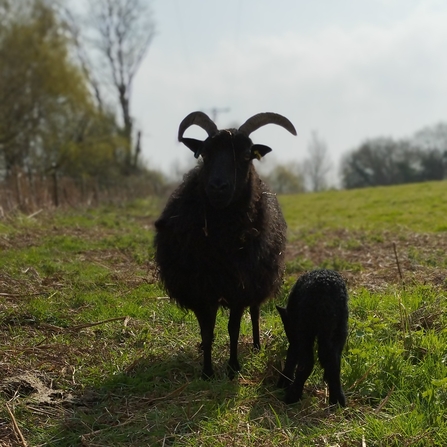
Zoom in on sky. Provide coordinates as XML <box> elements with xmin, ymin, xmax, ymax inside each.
<box><xmin>129</xmin><ymin>0</ymin><xmax>447</xmax><ymax>180</ymax></box>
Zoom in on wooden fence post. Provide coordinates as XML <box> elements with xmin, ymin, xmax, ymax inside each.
<box><xmin>52</xmin><ymin>164</ymin><xmax>59</xmax><ymax>207</ymax></box>
<box><xmin>15</xmin><ymin>168</ymin><xmax>23</xmax><ymax>210</ymax></box>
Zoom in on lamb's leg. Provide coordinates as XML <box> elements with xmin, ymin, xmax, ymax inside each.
<box><xmin>228</xmin><ymin>306</ymin><xmax>245</xmax><ymax>379</ymax></box>
<box><xmin>249</xmin><ymin>304</ymin><xmax>261</xmax><ymax>350</ymax></box>
<box><xmin>194</xmin><ymin>304</ymin><xmax>218</xmax><ymax>380</ymax></box>
<box><xmin>318</xmin><ymin>339</ymin><xmax>346</xmax><ymax>407</ymax></box>
<box><xmin>284</xmin><ymin>336</ymin><xmax>315</xmax><ymax>404</ymax></box>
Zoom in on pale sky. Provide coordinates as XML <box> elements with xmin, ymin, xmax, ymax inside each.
<box><xmin>130</xmin><ymin>0</ymin><xmax>447</xmax><ymax>179</ymax></box>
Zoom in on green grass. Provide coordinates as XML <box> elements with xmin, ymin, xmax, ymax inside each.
<box><xmin>1</xmin><ymin>182</ymin><xmax>447</xmax><ymax>446</ymax></box>
<box><xmin>280</xmin><ymin>180</ymin><xmax>447</xmax><ymax>233</ymax></box>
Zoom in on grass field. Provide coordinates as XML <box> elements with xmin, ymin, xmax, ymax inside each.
<box><xmin>1</xmin><ymin>181</ymin><xmax>447</xmax><ymax>446</ymax></box>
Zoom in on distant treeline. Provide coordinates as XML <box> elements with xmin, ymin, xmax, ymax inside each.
<box><xmin>341</xmin><ymin>124</ymin><xmax>447</xmax><ymax>189</ymax></box>
<box><xmin>261</xmin><ymin>123</ymin><xmax>447</xmax><ymax>193</ymax></box>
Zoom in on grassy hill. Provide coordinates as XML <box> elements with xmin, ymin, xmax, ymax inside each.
<box><xmin>1</xmin><ymin>181</ymin><xmax>447</xmax><ymax>446</ymax></box>
<box><xmin>280</xmin><ymin>180</ymin><xmax>447</xmax><ymax>233</ymax></box>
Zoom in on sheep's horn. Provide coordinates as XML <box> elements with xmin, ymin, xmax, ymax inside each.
<box><xmin>238</xmin><ymin>113</ymin><xmax>297</xmax><ymax>137</ymax></box>
<box><xmin>178</xmin><ymin>111</ymin><xmax>219</xmax><ymax>141</ymax></box>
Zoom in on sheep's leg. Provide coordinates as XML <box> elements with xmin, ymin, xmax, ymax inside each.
<box><xmin>318</xmin><ymin>340</ymin><xmax>346</xmax><ymax>407</ymax></box>
<box><xmin>194</xmin><ymin>304</ymin><xmax>218</xmax><ymax>380</ymax></box>
<box><xmin>227</xmin><ymin>306</ymin><xmax>245</xmax><ymax>379</ymax></box>
<box><xmin>284</xmin><ymin>336</ymin><xmax>314</xmax><ymax>404</ymax></box>
<box><xmin>277</xmin><ymin>344</ymin><xmax>298</xmax><ymax>389</ymax></box>
<box><xmin>249</xmin><ymin>304</ymin><xmax>261</xmax><ymax>350</ymax></box>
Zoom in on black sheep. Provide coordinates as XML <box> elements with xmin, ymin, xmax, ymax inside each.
<box><xmin>276</xmin><ymin>269</ymin><xmax>348</xmax><ymax>406</ymax></box>
<box><xmin>154</xmin><ymin>111</ymin><xmax>296</xmax><ymax>379</ymax></box>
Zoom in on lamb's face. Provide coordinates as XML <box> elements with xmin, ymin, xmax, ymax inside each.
<box><xmin>200</xmin><ymin>131</ymin><xmax>253</xmax><ymax>209</ymax></box>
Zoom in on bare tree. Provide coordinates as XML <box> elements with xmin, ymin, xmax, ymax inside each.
<box><xmin>87</xmin><ymin>0</ymin><xmax>156</xmax><ymax>173</ymax></box>
<box><xmin>304</xmin><ymin>131</ymin><xmax>332</xmax><ymax>192</ymax></box>
<box><xmin>59</xmin><ymin>4</ymin><xmax>105</xmax><ymax>111</ymax></box>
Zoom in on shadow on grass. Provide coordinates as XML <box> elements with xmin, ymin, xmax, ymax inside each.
<box><xmin>50</xmin><ymin>348</ymin><xmax>242</xmax><ymax>446</ymax></box>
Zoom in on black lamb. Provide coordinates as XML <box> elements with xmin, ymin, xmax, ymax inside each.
<box><xmin>276</xmin><ymin>269</ymin><xmax>348</xmax><ymax>406</ymax></box>
<box><xmin>154</xmin><ymin>111</ymin><xmax>296</xmax><ymax>379</ymax></box>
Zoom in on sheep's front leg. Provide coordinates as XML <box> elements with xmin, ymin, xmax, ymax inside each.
<box><xmin>284</xmin><ymin>336</ymin><xmax>315</xmax><ymax>404</ymax></box>
<box><xmin>278</xmin><ymin>344</ymin><xmax>298</xmax><ymax>389</ymax></box>
<box><xmin>194</xmin><ymin>304</ymin><xmax>218</xmax><ymax>379</ymax></box>
<box><xmin>228</xmin><ymin>306</ymin><xmax>245</xmax><ymax>379</ymax></box>
<box><xmin>250</xmin><ymin>305</ymin><xmax>261</xmax><ymax>350</ymax></box>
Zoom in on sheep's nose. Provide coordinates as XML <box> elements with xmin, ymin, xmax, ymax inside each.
<box><xmin>209</xmin><ymin>180</ymin><xmax>230</xmax><ymax>192</ymax></box>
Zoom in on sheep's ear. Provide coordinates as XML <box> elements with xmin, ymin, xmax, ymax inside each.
<box><xmin>251</xmin><ymin>144</ymin><xmax>272</xmax><ymax>160</ymax></box>
<box><xmin>180</xmin><ymin>138</ymin><xmax>204</xmax><ymax>159</ymax></box>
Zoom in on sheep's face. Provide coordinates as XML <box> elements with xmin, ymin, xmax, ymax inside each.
<box><xmin>198</xmin><ymin>130</ymin><xmax>263</xmax><ymax>209</ymax></box>
<box><xmin>178</xmin><ymin>111</ymin><xmax>296</xmax><ymax>208</ymax></box>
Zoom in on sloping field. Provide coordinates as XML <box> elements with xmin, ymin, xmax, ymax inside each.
<box><xmin>1</xmin><ymin>181</ymin><xmax>447</xmax><ymax>446</ymax></box>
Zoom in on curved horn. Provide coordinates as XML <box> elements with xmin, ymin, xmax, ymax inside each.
<box><xmin>238</xmin><ymin>112</ymin><xmax>297</xmax><ymax>137</ymax></box>
<box><xmin>178</xmin><ymin>111</ymin><xmax>219</xmax><ymax>141</ymax></box>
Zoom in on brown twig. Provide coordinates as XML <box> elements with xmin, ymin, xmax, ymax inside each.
<box><xmin>143</xmin><ymin>382</ymin><xmax>189</xmax><ymax>404</ymax></box>
<box><xmin>70</xmin><ymin>316</ymin><xmax>129</xmax><ymax>331</ymax></box>
<box><xmin>80</xmin><ymin>417</ymin><xmax>135</xmax><ymax>440</ymax></box>
<box><xmin>0</xmin><ymin>292</ymin><xmax>45</xmax><ymax>297</ymax></box>
<box><xmin>5</xmin><ymin>402</ymin><xmax>28</xmax><ymax>447</ymax></box>
<box><xmin>39</xmin><ymin>317</ymin><xmax>129</xmax><ymax>333</ymax></box>
<box><xmin>375</xmin><ymin>386</ymin><xmax>394</xmax><ymax>414</ymax></box>
<box><xmin>39</xmin><ymin>323</ymin><xmax>65</xmax><ymax>332</ymax></box>
<box><xmin>27</xmin><ymin>209</ymin><xmax>43</xmax><ymax>219</ymax></box>
<box><xmin>393</xmin><ymin>242</ymin><xmax>404</xmax><ymax>287</ymax></box>
<box><xmin>347</xmin><ymin>362</ymin><xmax>377</xmax><ymax>391</ymax></box>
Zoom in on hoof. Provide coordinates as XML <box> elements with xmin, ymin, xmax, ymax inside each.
<box><xmin>227</xmin><ymin>368</ymin><xmax>238</xmax><ymax>380</ymax></box>
<box><xmin>201</xmin><ymin>368</ymin><xmax>214</xmax><ymax>380</ymax></box>
<box><xmin>227</xmin><ymin>359</ymin><xmax>241</xmax><ymax>380</ymax></box>
<box><xmin>284</xmin><ymin>387</ymin><xmax>302</xmax><ymax>405</ymax></box>
<box><xmin>329</xmin><ymin>393</ymin><xmax>346</xmax><ymax>408</ymax></box>
<box><xmin>277</xmin><ymin>375</ymin><xmax>292</xmax><ymax>389</ymax></box>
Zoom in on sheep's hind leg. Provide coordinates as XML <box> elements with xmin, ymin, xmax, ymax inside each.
<box><xmin>194</xmin><ymin>304</ymin><xmax>218</xmax><ymax>380</ymax></box>
<box><xmin>228</xmin><ymin>306</ymin><xmax>245</xmax><ymax>379</ymax></box>
<box><xmin>318</xmin><ymin>340</ymin><xmax>346</xmax><ymax>407</ymax></box>
<box><xmin>250</xmin><ymin>305</ymin><xmax>261</xmax><ymax>350</ymax></box>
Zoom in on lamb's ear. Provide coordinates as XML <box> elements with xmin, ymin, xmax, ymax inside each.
<box><xmin>251</xmin><ymin>144</ymin><xmax>272</xmax><ymax>161</ymax></box>
<box><xmin>180</xmin><ymin>138</ymin><xmax>204</xmax><ymax>159</ymax></box>
<box><xmin>276</xmin><ymin>305</ymin><xmax>288</xmax><ymax>325</ymax></box>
